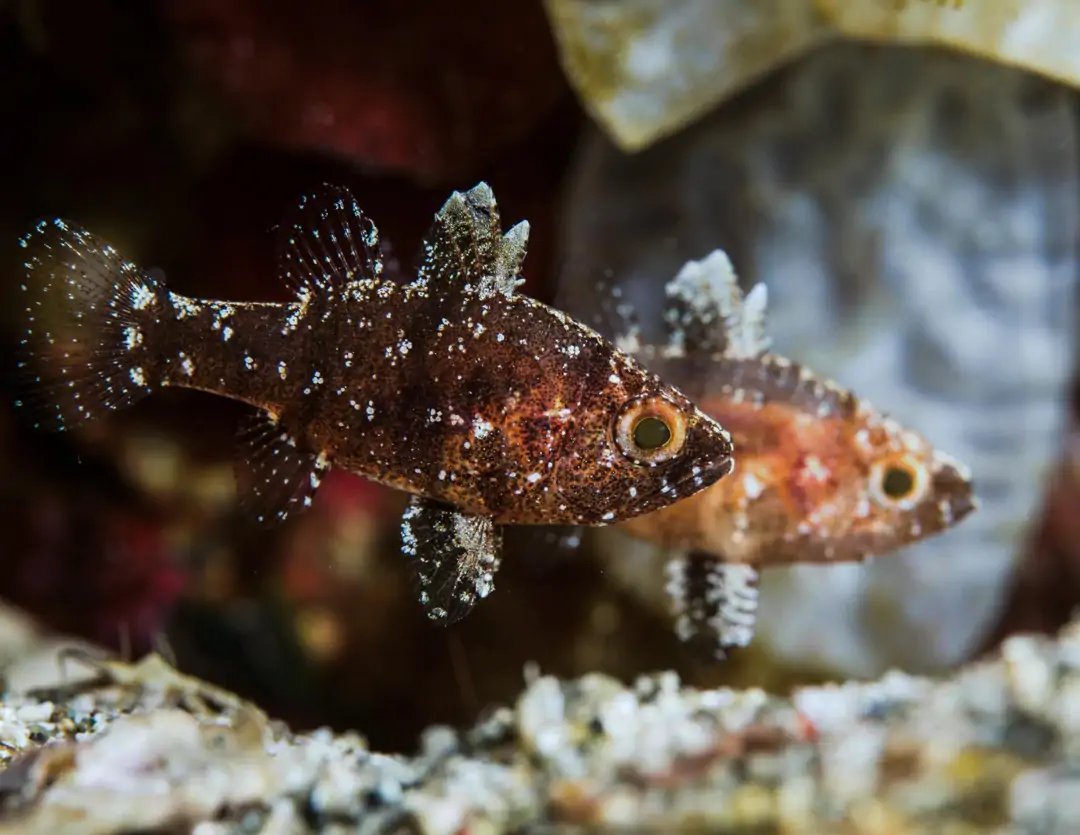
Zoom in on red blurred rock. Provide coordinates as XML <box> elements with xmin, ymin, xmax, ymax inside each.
<box><xmin>978</xmin><ymin>421</ymin><xmax>1080</xmax><ymax>655</ymax></box>
<box><xmin>165</xmin><ymin>0</ymin><xmax>568</xmax><ymax>184</ymax></box>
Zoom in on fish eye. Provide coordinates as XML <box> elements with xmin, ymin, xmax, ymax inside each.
<box><xmin>633</xmin><ymin>416</ymin><xmax>671</xmax><ymax>450</ymax></box>
<box><xmin>615</xmin><ymin>396</ymin><xmax>687</xmax><ymax>465</ymax></box>
<box><xmin>869</xmin><ymin>453</ymin><xmax>927</xmax><ymax>509</ymax></box>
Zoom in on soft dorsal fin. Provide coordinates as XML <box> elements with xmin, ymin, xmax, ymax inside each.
<box><xmin>662</xmin><ymin>249</ymin><xmax>770</xmax><ymax>360</ymax></box>
<box><xmin>415</xmin><ymin>183</ymin><xmax>527</xmax><ymax>301</ymax></box>
<box><xmin>277</xmin><ymin>184</ymin><xmax>385</xmax><ymax>298</ymax></box>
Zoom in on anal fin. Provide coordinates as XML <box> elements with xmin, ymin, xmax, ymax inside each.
<box><xmin>401</xmin><ymin>497</ymin><xmax>502</xmax><ymax>626</ymax></box>
<box><xmin>235</xmin><ymin>409</ymin><xmax>329</xmax><ymax>525</ymax></box>
<box><xmin>665</xmin><ymin>551</ymin><xmax>759</xmax><ymax>660</ymax></box>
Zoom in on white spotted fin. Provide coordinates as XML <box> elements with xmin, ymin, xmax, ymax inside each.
<box><xmin>277</xmin><ymin>183</ymin><xmax>386</xmax><ymax>299</ymax></box>
<box><xmin>234</xmin><ymin>409</ymin><xmax>330</xmax><ymax>526</ymax></box>
<box><xmin>401</xmin><ymin>496</ymin><xmax>503</xmax><ymax>626</ymax></box>
<box><xmin>665</xmin><ymin>551</ymin><xmax>759</xmax><ymax>660</ymax></box>
<box><xmin>662</xmin><ymin>249</ymin><xmax>770</xmax><ymax>360</ymax></box>
<box><xmin>13</xmin><ymin>219</ymin><xmax>166</xmax><ymax>433</ymax></box>
<box><xmin>417</xmin><ymin>182</ymin><xmax>530</xmax><ymax>301</ymax></box>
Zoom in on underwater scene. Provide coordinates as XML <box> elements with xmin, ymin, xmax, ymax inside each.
<box><xmin>0</xmin><ymin>1</ymin><xmax>1078</xmax><ymax>832</ymax></box>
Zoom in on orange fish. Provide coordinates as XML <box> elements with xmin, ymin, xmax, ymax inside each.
<box><xmin>571</xmin><ymin>250</ymin><xmax>978</xmax><ymax>657</ymax></box>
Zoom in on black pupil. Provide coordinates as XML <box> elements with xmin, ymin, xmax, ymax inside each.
<box><xmin>882</xmin><ymin>466</ymin><xmax>915</xmax><ymax>499</ymax></box>
<box><xmin>633</xmin><ymin>416</ymin><xmax>671</xmax><ymax>450</ymax></box>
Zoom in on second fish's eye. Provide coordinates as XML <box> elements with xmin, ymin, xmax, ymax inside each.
<box><xmin>881</xmin><ymin>465</ymin><xmax>916</xmax><ymax>500</ymax></box>
<box><xmin>869</xmin><ymin>453</ymin><xmax>928</xmax><ymax>508</ymax></box>
<box><xmin>615</xmin><ymin>396</ymin><xmax>687</xmax><ymax>465</ymax></box>
<box><xmin>633</xmin><ymin>416</ymin><xmax>672</xmax><ymax>450</ymax></box>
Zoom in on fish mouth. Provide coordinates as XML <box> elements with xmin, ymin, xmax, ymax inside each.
<box><xmin>671</xmin><ymin>452</ymin><xmax>735</xmax><ymax>502</ymax></box>
<box><xmin>930</xmin><ymin>449</ymin><xmax>979</xmax><ymax>528</ymax></box>
<box><xmin>639</xmin><ymin>423</ymin><xmax>735</xmax><ymax>513</ymax></box>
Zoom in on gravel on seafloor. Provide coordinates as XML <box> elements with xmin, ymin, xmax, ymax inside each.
<box><xmin>0</xmin><ymin>619</ymin><xmax>1079</xmax><ymax>834</ymax></box>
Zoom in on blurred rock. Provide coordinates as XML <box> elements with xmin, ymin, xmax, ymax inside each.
<box><xmin>978</xmin><ymin>417</ymin><xmax>1080</xmax><ymax>651</ymax></box>
<box><xmin>556</xmin><ymin>42</ymin><xmax>1077</xmax><ymax>678</ymax></box>
<box><xmin>543</xmin><ymin>0</ymin><xmax>832</xmax><ymax>151</ymax></box>
<box><xmin>543</xmin><ymin>0</ymin><xmax>1080</xmax><ymax>151</ymax></box>
<box><xmin>5</xmin><ymin>612</ymin><xmax>1080</xmax><ymax>831</ymax></box>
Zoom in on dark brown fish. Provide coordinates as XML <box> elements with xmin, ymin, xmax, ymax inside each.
<box><xmin>561</xmin><ymin>249</ymin><xmax>978</xmax><ymax>657</ymax></box>
<box><xmin>13</xmin><ymin>183</ymin><xmax>736</xmax><ymax>625</ymax></box>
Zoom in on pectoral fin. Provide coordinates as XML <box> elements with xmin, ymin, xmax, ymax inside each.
<box><xmin>234</xmin><ymin>409</ymin><xmax>329</xmax><ymax>525</ymax></box>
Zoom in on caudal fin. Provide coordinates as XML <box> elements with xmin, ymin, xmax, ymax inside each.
<box><xmin>14</xmin><ymin>219</ymin><xmax>165</xmax><ymax>432</ymax></box>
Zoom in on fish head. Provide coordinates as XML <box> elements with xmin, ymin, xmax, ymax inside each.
<box><xmin>551</xmin><ymin>362</ymin><xmax>735</xmax><ymax>525</ymax></box>
<box><xmin>825</xmin><ymin>401</ymin><xmax>978</xmax><ymax>559</ymax></box>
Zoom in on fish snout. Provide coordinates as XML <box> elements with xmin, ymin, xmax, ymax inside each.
<box><xmin>929</xmin><ymin>449</ymin><xmax>978</xmax><ymax>527</ymax></box>
<box><xmin>665</xmin><ymin>411</ymin><xmax>736</xmax><ymax>502</ymax></box>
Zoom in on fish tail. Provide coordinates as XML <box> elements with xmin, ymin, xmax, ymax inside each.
<box><xmin>14</xmin><ymin>219</ymin><xmax>167</xmax><ymax>432</ymax></box>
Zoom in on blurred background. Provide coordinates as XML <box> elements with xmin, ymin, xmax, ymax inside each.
<box><xmin>0</xmin><ymin>0</ymin><xmax>1077</xmax><ymax>754</ymax></box>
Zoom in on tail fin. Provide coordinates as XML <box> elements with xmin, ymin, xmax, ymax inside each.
<box><xmin>14</xmin><ymin>218</ymin><xmax>165</xmax><ymax>432</ymax></box>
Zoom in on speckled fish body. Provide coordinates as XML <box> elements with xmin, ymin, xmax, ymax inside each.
<box><xmin>617</xmin><ymin>352</ymin><xmax>976</xmax><ymax>565</ymax></box>
<box><xmin>583</xmin><ymin>250</ymin><xmax>978</xmax><ymax>656</ymax></box>
<box><xmin>13</xmin><ymin>183</ymin><xmax>735</xmax><ymax>626</ymax></box>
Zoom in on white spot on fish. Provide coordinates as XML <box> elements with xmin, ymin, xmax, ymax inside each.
<box><xmin>179</xmin><ymin>352</ymin><xmax>195</xmax><ymax>377</ymax></box>
<box><xmin>168</xmin><ymin>292</ymin><xmax>202</xmax><ymax>319</ymax></box>
<box><xmin>131</xmin><ymin>283</ymin><xmax>156</xmax><ymax>311</ymax></box>
<box><xmin>130</xmin><ymin>367</ymin><xmax>146</xmax><ymax>387</ymax></box>
<box><xmin>278</xmin><ymin>361</ymin><xmax>288</xmax><ymax>380</ymax></box>
<box><xmin>742</xmin><ymin>472</ymin><xmax>764</xmax><ymax>500</ymax></box>
<box><xmin>473</xmin><ymin>417</ymin><xmax>493</xmax><ymax>438</ymax></box>
<box><xmin>122</xmin><ymin>326</ymin><xmax>142</xmax><ymax>350</ymax></box>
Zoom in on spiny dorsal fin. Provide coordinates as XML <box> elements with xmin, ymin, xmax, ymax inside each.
<box><xmin>277</xmin><ymin>184</ymin><xmax>384</xmax><ymax>298</ymax></box>
<box><xmin>663</xmin><ymin>249</ymin><xmax>770</xmax><ymax>360</ymax></box>
<box><xmin>497</xmin><ymin>220</ymin><xmax>530</xmax><ymax>289</ymax></box>
<box><xmin>416</xmin><ymin>183</ymin><xmax>526</xmax><ymax>301</ymax></box>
